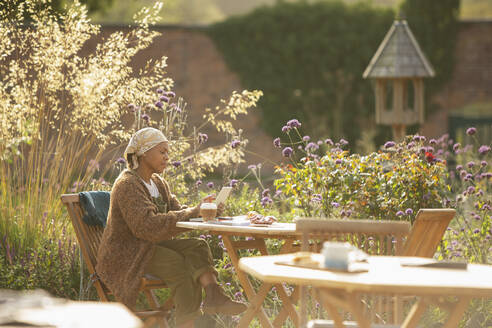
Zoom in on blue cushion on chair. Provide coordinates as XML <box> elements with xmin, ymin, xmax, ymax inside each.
<box><xmin>79</xmin><ymin>191</ymin><xmax>110</xmax><ymax>227</ymax></box>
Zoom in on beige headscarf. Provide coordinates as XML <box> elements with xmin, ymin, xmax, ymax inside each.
<box><xmin>124</xmin><ymin>127</ymin><xmax>168</xmax><ymax>169</ymax></box>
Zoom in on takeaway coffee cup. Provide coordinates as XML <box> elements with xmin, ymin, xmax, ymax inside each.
<box><xmin>200</xmin><ymin>202</ymin><xmax>217</xmax><ymax>222</ymax></box>
<box><xmin>322</xmin><ymin>241</ymin><xmax>353</xmax><ymax>270</ymax></box>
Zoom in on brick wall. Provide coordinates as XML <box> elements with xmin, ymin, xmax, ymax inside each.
<box><xmin>85</xmin><ymin>25</ymin><xmax>282</xmax><ymax>173</ymax></box>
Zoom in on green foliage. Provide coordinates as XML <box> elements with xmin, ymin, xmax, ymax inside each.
<box><xmin>0</xmin><ymin>0</ymin><xmax>114</xmax><ymax>21</ymax></box>
<box><xmin>274</xmin><ymin>129</ymin><xmax>448</xmax><ymax>222</ymax></box>
<box><xmin>208</xmin><ymin>1</ymin><xmax>395</xmax><ymax>145</ymax></box>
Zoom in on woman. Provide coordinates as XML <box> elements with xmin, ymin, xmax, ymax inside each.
<box><xmin>96</xmin><ymin>127</ymin><xmax>246</xmax><ymax>328</ymax></box>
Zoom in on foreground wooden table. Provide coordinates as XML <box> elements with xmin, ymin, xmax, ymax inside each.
<box><xmin>239</xmin><ymin>253</ymin><xmax>492</xmax><ymax>328</ymax></box>
<box><xmin>176</xmin><ymin>221</ymin><xmax>302</xmax><ymax>328</ymax></box>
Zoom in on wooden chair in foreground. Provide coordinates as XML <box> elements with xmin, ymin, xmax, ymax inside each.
<box><xmin>61</xmin><ymin>193</ymin><xmax>173</xmax><ymax>328</ymax></box>
<box><xmin>296</xmin><ymin>208</ymin><xmax>456</xmax><ymax>328</ymax></box>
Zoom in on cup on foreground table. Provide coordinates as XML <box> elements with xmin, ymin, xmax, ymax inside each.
<box><xmin>322</xmin><ymin>241</ymin><xmax>353</xmax><ymax>270</ymax></box>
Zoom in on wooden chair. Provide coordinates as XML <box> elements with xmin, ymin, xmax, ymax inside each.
<box><xmin>297</xmin><ymin>208</ymin><xmax>455</xmax><ymax>328</ymax></box>
<box><xmin>61</xmin><ymin>193</ymin><xmax>173</xmax><ymax>328</ymax></box>
<box><xmin>400</xmin><ymin>208</ymin><xmax>455</xmax><ymax>258</ymax></box>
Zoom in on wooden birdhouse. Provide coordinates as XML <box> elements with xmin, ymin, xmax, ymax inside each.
<box><xmin>363</xmin><ymin>19</ymin><xmax>435</xmax><ymax>141</ymax></box>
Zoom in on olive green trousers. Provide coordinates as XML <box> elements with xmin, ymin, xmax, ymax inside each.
<box><xmin>145</xmin><ymin>238</ymin><xmax>216</xmax><ymax>325</ymax></box>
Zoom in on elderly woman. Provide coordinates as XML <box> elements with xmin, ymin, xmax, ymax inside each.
<box><xmin>96</xmin><ymin>127</ymin><xmax>246</xmax><ymax>328</ymax></box>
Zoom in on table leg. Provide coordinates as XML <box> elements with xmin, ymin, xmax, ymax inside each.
<box><xmin>441</xmin><ymin>297</ymin><xmax>471</xmax><ymax>328</ymax></box>
<box><xmin>320</xmin><ymin>289</ymin><xmax>371</xmax><ymax>328</ymax></box>
<box><xmin>401</xmin><ymin>298</ymin><xmax>428</xmax><ymax>328</ymax></box>
<box><xmin>257</xmin><ymin>238</ymin><xmax>300</xmax><ymax>327</ymax></box>
<box><xmin>221</xmin><ymin>235</ymin><xmax>273</xmax><ymax>328</ymax></box>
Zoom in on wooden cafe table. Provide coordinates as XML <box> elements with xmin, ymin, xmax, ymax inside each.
<box><xmin>239</xmin><ymin>253</ymin><xmax>492</xmax><ymax>328</ymax></box>
<box><xmin>176</xmin><ymin>220</ymin><xmax>303</xmax><ymax>328</ymax></box>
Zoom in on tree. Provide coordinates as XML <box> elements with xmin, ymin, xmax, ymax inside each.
<box><xmin>0</xmin><ymin>0</ymin><xmax>113</xmax><ymax>21</ymax></box>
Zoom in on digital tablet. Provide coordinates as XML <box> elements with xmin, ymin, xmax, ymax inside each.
<box><xmin>215</xmin><ymin>186</ymin><xmax>232</xmax><ymax>206</ymax></box>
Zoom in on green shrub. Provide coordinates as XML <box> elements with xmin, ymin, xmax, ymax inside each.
<box><xmin>273</xmin><ymin>125</ymin><xmax>448</xmax><ymax>222</ymax></box>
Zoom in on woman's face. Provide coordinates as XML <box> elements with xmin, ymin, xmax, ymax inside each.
<box><xmin>139</xmin><ymin>141</ymin><xmax>169</xmax><ymax>173</ymax></box>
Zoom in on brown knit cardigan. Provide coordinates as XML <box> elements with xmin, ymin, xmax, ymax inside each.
<box><xmin>96</xmin><ymin>169</ymin><xmax>200</xmax><ymax>309</ymax></box>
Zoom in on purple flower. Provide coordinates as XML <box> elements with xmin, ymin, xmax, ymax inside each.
<box><xmin>405</xmin><ymin>208</ymin><xmax>413</xmax><ymax>215</ymax></box>
<box><xmin>456</xmin><ymin>165</ymin><xmax>463</xmax><ymax>171</ymax></box>
<box><xmin>273</xmin><ymin>138</ymin><xmax>281</xmax><ymax>148</ymax></box>
<box><xmin>429</xmin><ymin>139</ymin><xmax>437</xmax><ymax>145</ymax></box>
<box><xmin>286</xmin><ymin>119</ymin><xmax>301</xmax><ymax>129</ymax></box>
<box><xmin>116</xmin><ymin>157</ymin><xmax>126</xmax><ymax>164</ymax></box>
<box><xmin>466</xmin><ymin>127</ymin><xmax>477</xmax><ymax>135</ymax></box>
<box><xmin>282</xmin><ymin>147</ymin><xmax>293</xmax><ymax>157</ymax></box>
<box><xmin>453</xmin><ymin>143</ymin><xmax>460</xmax><ymax>152</ymax></box>
<box><xmin>165</xmin><ymin>91</ymin><xmax>176</xmax><ymax>98</ymax></box>
<box><xmin>229</xmin><ymin>179</ymin><xmax>239</xmax><ymax>187</ymax></box>
<box><xmin>407</xmin><ymin>142</ymin><xmax>415</xmax><ymax>149</ymax></box>
<box><xmin>473</xmin><ymin>228</ymin><xmax>480</xmax><ymax>234</ymax></box>
<box><xmin>384</xmin><ymin>141</ymin><xmax>396</xmax><ymax>149</ymax></box>
<box><xmin>159</xmin><ymin>96</ymin><xmax>170</xmax><ymax>103</ymax></box>
<box><xmin>465</xmin><ymin>173</ymin><xmax>473</xmax><ymax>181</ymax></box>
<box><xmin>234</xmin><ymin>291</ymin><xmax>243</xmax><ymax>299</ymax></box>
<box><xmin>339</xmin><ymin>138</ymin><xmax>348</xmax><ymax>146</ymax></box>
<box><xmin>302</xmin><ymin>135</ymin><xmax>310</xmax><ymax>142</ymax></box>
<box><xmin>419</xmin><ymin>136</ymin><xmax>426</xmax><ymax>142</ymax></box>
<box><xmin>331</xmin><ymin>202</ymin><xmax>340</xmax><ymax>208</ymax></box>
<box><xmin>261</xmin><ymin>189</ymin><xmax>270</xmax><ymax>198</ymax></box>
<box><xmin>127</xmin><ymin>103</ymin><xmax>136</xmax><ymax>112</ymax></box>
<box><xmin>198</xmin><ymin>133</ymin><xmax>208</xmax><ymax>144</ymax></box>
<box><xmin>207</xmin><ymin>182</ymin><xmax>214</xmax><ymax>189</ymax></box>
<box><xmin>481</xmin><ymin>161</ymin><xmax>488</xmax><ymax>167</ymax></box>
<box><xmin>261</xmin><ymin>196</ymin><xmax>273</xmax><ymax>207</ymax></box>
<box><xmin>172</xmin><ymin>161</ymin><xmax>181</xmax><ymax>168</ymax></box>
<box><xmin>231</xmin><ymin>140</ymin><xmax>241</xmax><ymax>148</ymax></box>
<box><xmin>478</xmin><ymin>145</ymin><xmax>491</xmax><ymax>155</ymax></box>
<box><xmin>413</xmin><ymin>135</ymin><xmax>421</xmax><ymax>142</ymax></box>
<box><xmin>312</xmin><ymin>194</ymin><xmax>322</xmax><ymax>202</ymax></box>
<box><xmin>325</xmin><ymin>138</ymin><xmax>334</xmax><ymax>146</ymax></box>
<box><xmin>396</xmin><ymin>211</ymin><xmax>404</xmax><ymax>216</ymax></box>
<box><xmin>305</xmin><ymin>142</ymin><xmax>319</xmax><ymax>152</ymax></box>
<box><xmin>282</xmin><ymin>125</ymin><xmax>290</xmax><ymax>133</ymax></box>
<box><xmin>467</xmin><ymin>186</ymin><xmax>475</xmax><ymax>194</ymax></box>
<box><xmin>467</xmin><ymin>161</ymin><xmax>475</xmax><ymax>168</ymax></box>
<box><xmin>335</xmin><ymin>159</ymin><xmax>342</xmax><ymax>164</ymax></box>
<box><xmin>248</xmin><ymin>164</ymin><xmax>256</xmax><ymax>170</ymax></box>
<box><xmin>155</xmin><ymin>101</ymin><xmax>163</xmax><ymax>108</ymax></box>
<box><xmin>142</xmin><ymin>113</ymin><xmax>150</xmax><ymax>122</ymax></box>
<box><xmin>196</xmin><ymin>180</ymin><xmax>202</xmax><ymax>187</ymax></box>
<box><xmin>156</xmin><ymin>88</ymin><xmax>164</xmax><ymax>94</ymax></box>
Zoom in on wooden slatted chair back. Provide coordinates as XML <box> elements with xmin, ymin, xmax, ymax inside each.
<box><xmin>61</xmin><ymin>193</ymin><xmax>110</xmax><ymax>301</ymax></box>
<box><xmin>400</xmin><ymin>208</ymin><xmax>455</xmax><ymax>258</ymax></box>
<box><xmin>297</xmin><ymin>219</ymin><xmax>411</xmax><ymax>255</ymax></box>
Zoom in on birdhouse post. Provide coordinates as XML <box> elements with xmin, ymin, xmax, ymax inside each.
<box><xmin>363</xmin><ymin>19</ymin><xmax>435</xmax><ymax>141</ymax></box>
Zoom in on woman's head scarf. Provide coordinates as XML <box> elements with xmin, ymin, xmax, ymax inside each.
<box><xmin>124</xmin><ymin>127</ymin><xmax>168</xmax><ymax>169</ymax></box>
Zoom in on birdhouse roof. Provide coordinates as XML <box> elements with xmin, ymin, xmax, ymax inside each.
<box><xmin>363</xmin><ymin>20</ymin><xmax>435</xmax><ymax>78</ymax></box>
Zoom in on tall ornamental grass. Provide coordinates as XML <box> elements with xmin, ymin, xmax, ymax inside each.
<box><xmin>0</xmin><ymin>0</ymin><xmax>260</xmax><ymax>297</ymax></box>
